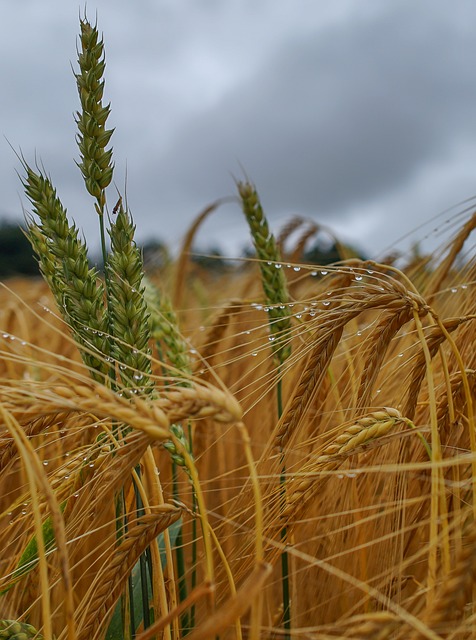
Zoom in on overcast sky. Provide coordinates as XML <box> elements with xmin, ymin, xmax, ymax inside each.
<box><xmin>2</xmin><ymin>0</ymin><xmax>476</xmax><ymax>261</ymax></box>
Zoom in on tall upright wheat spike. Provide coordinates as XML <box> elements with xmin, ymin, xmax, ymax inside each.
<box><xmin>75</xmin><ymin>17</ymin><xmax>114</xmax><ymax>211</ymax></box>
<box><xmin>238</xmin><ymin>181</ymin><xmax>292</xmax><ymax>365</ymax></box>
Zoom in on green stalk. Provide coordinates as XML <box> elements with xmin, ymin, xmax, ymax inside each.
<box><xmin>238</xmin><ymin>180</ymin><xmax>292</xmax><ymax>638</ymax></box>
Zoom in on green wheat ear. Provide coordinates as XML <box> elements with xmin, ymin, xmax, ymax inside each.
<box><xmin>75</xmin><ymin>17</ymin><xmax>114</xmax><ymax>213</ymax></box>
<box><xmin>237</xmin><ymin>180</ymin><xmax>292</xmax><ymax>364</ymax></box>
<box><xmin>106</xmin><ymin>202</ymin><xmax>154</xmax><ymax>393</ymax></box>
<box><xmin>144</xmin><ymin>278</ymin><xmax>193</xmax><ymax>381</ymax></box>
<box><xmin>22</xmin><ymin>164</ymin><xmax>110</xmax><ymax>380</ymax></box>
<box><xmin>0</xmin><ymin>619</ymin><xmax>44</xmax><ymax>639</ymax></box>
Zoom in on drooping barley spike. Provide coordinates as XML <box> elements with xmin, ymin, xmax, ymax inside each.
<box><xmin>22</xmin><ymin>163</ymin><xmax>110</xmax><ymax>380</ymax></box>
<box><xmin>76</xmin><ymin>506</ymin><xmax>182</xmax><ymax>640</ymax></box>
<box><xmin>237</xmin><ymin>181</ymin><xmax>292</xmax><ymax>365</ymax></box>
<box><xmin>278</xmin><ymin>408</ymin><xmax>406</xmax><ymax>525</ymax></box>
<box><xmin>105</xmin><ymin>203</ymin><xmax>153</xmax><ymax>393</ymax></box>
<box><xmin>75</xmin><ymin>16</ymin><xmax>114</xmax><ymax>212</ymax></box>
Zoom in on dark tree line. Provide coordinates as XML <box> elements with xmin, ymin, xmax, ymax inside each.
<box><xmin>0</xmin><ymin>222</ymin><xmax>39</xmax><ymax>277</ymax></box>
<box><xmin>0</xmin><ymin>221</ymin><xmax>364</xmax><ymax>278</ymax></box>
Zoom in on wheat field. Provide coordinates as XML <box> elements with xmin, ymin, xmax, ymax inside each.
<box><xmin>1</xmin><ymin>14</ymin><xmax>476</xmax><ymax>640</ymax></box>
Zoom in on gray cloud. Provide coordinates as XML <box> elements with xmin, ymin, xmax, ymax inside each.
<box><xmin>152</xmin><ymin>2</ymin><xmax>476</xmax><ymax>217</ymax></box>
<box><xmin>2</xmin><ymin>1</ymin><xmax>476</xmax><ymax>259</ymax></box>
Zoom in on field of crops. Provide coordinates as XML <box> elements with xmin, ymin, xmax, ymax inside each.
<box><xmin>1</xmin><ymin>15</ymin><xmax>476</xmax><ymax>640</ymax></box>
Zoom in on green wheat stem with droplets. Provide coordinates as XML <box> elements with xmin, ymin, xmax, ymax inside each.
<box><xmin>145</xmin><ymin>279</ymin><xmax>198</xmax><ymax>632</ymax></box>
<box><xmin>238</xmin><ymin>180</ymin><xmax>292</xmax><ymax>639</ymax></box>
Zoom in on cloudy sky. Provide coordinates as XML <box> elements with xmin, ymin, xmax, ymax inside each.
<box><xmin>2</xmin><ymin>0</ymin><xmax>476</xmax><ymax>261</ymax></box>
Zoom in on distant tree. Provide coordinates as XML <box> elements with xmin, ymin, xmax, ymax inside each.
<box><xmin>141</xmin><ymin>239</ymin><xmax>170</xmax><ymax>270</ymax></box>
<box><xmin>303</xmin><ymin>239</ymin><xmax>365</xmax><ymax>264</ymax></box>
<box><xmin>0</xmin><ymin>221</ymin><xmax>39</xmax><ymax>277</ymax></box>
<box><xmin>190</xmin><ymin>246</ymin><xmax>227</xmax><ymax>272</ymax></box>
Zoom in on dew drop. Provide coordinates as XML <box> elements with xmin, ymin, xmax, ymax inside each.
<box><xmin>451</xmin><ymin>287</ymin><xmax>458</xmax><ymax>293</ymax></box>
<box><xmin>320</xmin><ymin>270</ymin><xmax>328</xmax><ymax>276</ymax></box>
<box><xmin>296</xmin><ymin>314</ymin><xmax>302</xmax><ymax>319</ymax></box>
<box><xmin>356</xmin><ymin>331</ymin><xmax>362</xmax><ymax>336</ymax></box>
<box><xmin>310</xmin><ymin>271</ymin><xmax>318</xmax><ymax>277</ymax></box>
<box><xmin>355</xmin><ymin>275</ymin><xmax>363</xmax><ymax>281</ymax></box>
<box><xmin>89</xmin><ymin>463</ymin><xmax>94</xmax><ymax>468</ymax></box>
<box><xmin>293</xmin><ymin>266</ymin><xmax>301</xmax><ymax>272</ymax></box>
<box><xmin>43</xmin><ymin>460</ymin><xmax>49</xmax><ymax>466</ymax></box>
<box><xmin>21</xmin><ymin>510</ymin><xmax>27</xmax><ymax>515</ymax></box>
<box><xmin>268</xmin><ymin>336</ymin><xmax>276</xmax><ymax>342</ymax></box>
<box><xmin>322</xmin><ymin>301</ymin><xmax>331</xmax><ymax>307</ymax></box>
<box><xmin>398</xmin><ymin>353</ymin><xmax>404</xmax><ymax>358</ymax></box>
<box><xmin>274</xmin><ymin>264</ymin><xmax>282</xmax><ymax>269</ymax></box>
<box><xmin>462</xmin><ymin>284</ymin><xmax>468</xmax><ymax>290</ymax></box>
<box><xmin>251</xmin><ymin>352</ymin><xmax>258</xmax><ymax>357</ymax></box>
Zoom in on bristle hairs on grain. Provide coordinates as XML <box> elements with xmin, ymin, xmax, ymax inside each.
<box><xmin>427</xmin><ymin>210</ymin><xmax>476</xmax><ymax>296</ymax></box>
<box><xmin>276</xmin><ymin>408</ymin><xmax>406</xmax><ymax>526</ymax></box>
<box><xmin>76</xmin><ymin>505</ymin><xmax>182</xmax><ymax>640</ymax></box>
<box><xmin>403</xmin><ymin>316</ymin><xmax>468</xmax><ymax>420</ymax></box>
<box><xmin>412</xmin><ymin>517</ymin><xmax>476</xmax><ymax>638</ymax></box>
<box><xmin>355</xmin><ymin>306</ymin><xmax>416</xmax><ymax>412</ymax></box>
